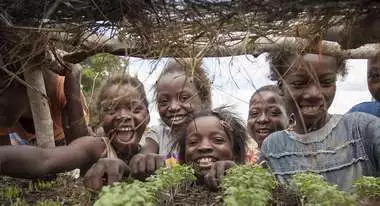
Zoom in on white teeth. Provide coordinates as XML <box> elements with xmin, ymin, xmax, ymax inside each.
<box><xmin>197</xmin><ymin>157</ymin><xmax>215</xmax><ymax>164</ymax></box>
<box><xmin>118</xmin><ymin>127</ymin><xmax>132</xmax><ymax>132</ymax></box>
<box><xmin>257</xmin><ymin>129</ymin><xmax>270</xmax><ymax>134</ymax></box>
<box><xmin>170</xmin><ymin>116</ymin><xmax>184</xmax><ymax>121</ymax></box>
<box><xmin>301</xmin><ymin>106</ymin><xmax>320</xmax><ymax>113</ymax></box>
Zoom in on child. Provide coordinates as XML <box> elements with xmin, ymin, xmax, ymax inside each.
<box><xmin>129</xmin><ymin>58</ymin><xmax>212</xmax><ymax>178</ymax></box>
<box><xmin>176</xmin><ymin>106</ymin><xmax>247</xmax><ymax>190</ymax></box>
<box><xmin>0</xmin><ymin>73</ymin><xmax>149</xmax><ymax>189</ymax></box>
<box><xmin>0</xmin><ymin>62</ymin><xmax>89</xmax><ymax>146</ymax></box>
<box><xmin>348</xmin><ymin>56</ymin><xmax>380</xmax><ymax>117</ymax></box>
<box><xmin>246</xmin><ymin>85</ymin><xmax>290</xmax><ymax>163</ymax></box>
<box><xmin>260</xmin><ymin>51</ymin><xmax>380</xmax><ymax>191</ymax></box>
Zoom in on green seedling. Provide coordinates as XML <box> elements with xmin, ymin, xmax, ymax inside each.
<box><xmin>221</xmin><ymin>164</ymin><xmax>276</xmax><ymax>206</ymax></box>
<box><xmin>354</xmin><ymin>176</ymin><xmax>380</xmax><ymax>201</ymax></box>
<box><xmin>0</xmin><ymin>185</ymin><xmax>23</xmax><ymax>200</ymax></box>
<box><xmin>292</xmin><ymin>173</ymin><xmax>356</xmax><ymax>206</ymax></box>
<box><xmin>95</xmin><ymin>165</ymin><xmax>196</xmax><ymax>206</ymax></box>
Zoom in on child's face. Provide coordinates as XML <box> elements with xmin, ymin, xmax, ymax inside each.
<box><xmin>156</xmin><ymin>72</ymin><xmax>203</xmax><ymax>129</ymax></box>
<box><xmin>185</xmin><ymin>116</ymin><xmax>234</xmax><ymax>175</ymax></box>
<box><xmin>282</xmin><ymin>54</ymin><xmax>337</xmax><ymax>127</ymax></box>
<box><xmin>247</xmin><ymin>91</ymin><xmax>289</xmax><ymax>146</ymax></box>
<box><xmin>100</xmin><ymin>84</ymin><xmax>149</xmax><ymax>150</ymax></box>
<box><xmin>367</xmin><ymin>57</ymin><xmax>380</xmax><ymax>101</ymax></box>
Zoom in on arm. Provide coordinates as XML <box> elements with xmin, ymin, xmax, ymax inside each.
<box><xmin>0</xmin><ymin>136</ymin><xmax>105</xmax><ymax>178</ymax></box>
<box><xmin>140</xmin><ymin>137</ymin><xmax>159</xmax><ymax>154</ymax></box>
<box><xmin>62</xmin><ymin>63</ymin><xmax>89</xmax><ymax>142</ymax></box>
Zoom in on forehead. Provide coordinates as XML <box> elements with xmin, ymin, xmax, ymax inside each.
<box><xmin>250</xmin><ymin>91</ymin><xmax>283</xmax><ymax>106</ymax></box>
<box><xmin>157</xmin><ymin>72</ymin><xmax>197</xmax><ymax>94</ymax></box>
<box><xmin>287</xmin><ymin>54</ymin><xmax>338</xmax><ymax>76</ymax></box>
<box><xmin>103</xmin><ymin>84</ymin><xmax>143</xmax><ymax>104</ymax></box>
<box><xmin>187</xmin><ymin>116</ymin><xmax>225</xmax><ymax>133</ymax></box>
<box><xmin>368</xmin><ymin>57</ymin><xmax>380</xmax><ymax>72</ymax></box>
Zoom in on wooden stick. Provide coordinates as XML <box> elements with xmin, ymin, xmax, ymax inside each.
<box><xmin>24</xmin><ymin>69</ymin><xmax>55</xmax><ymax>148</ymax></box>
<box><xmin>59</xmin><ymin>35</ymin><xmax>380</xmax><ymax>60</ymax></box>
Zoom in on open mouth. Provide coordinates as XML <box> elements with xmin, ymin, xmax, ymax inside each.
<box><xmin>169</xmin><ymin>115</ymin><xmax>186</xmax><ymax>125</ymax></box>
<box><xmin>300</xmin><ymin>105</ymin><xmax>323</xmax><ymax>116</ymax></box>
<box><xmin>114</xmin><ymin>126</ymin><xmax>135</xmax><ymax>143</ymax></box>
<box><xmin>195</xmin><ymin>157</ymin><xmax>217</xmax><ymax>169</ymax></box>
<box><xmin>255</xmin><ymin>128</ymin><xmax>271</xmax><ymax>136</ymax></box>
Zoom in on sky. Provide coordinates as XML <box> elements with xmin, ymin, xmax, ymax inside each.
<box><xmin>125</xmin><ymin>54</ymin><xmax>371</xmax><ymax>126</ymax></box>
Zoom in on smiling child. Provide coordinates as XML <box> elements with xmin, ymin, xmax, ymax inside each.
<box><xmin>176</xmin><ymin>106</ymin><xmax>247</xmax><ymax>189</ymax></box>
<box><xmin>129</xmin><ymin>58</ymin><xmax>212</xmax><ymax>178</ymax></box>
<box><xmin>246</xmin><ymin>85</ymin><xmax>290</xmax><ymax>162</ymax></box>
<box><xmin>348</xmin><ymin>56</ymin><xmax>380</xmax><ymax>117</ymax></box>
<box><xmin>261</xmin><ymin>51</ymin><xmax>380</xmax><ymax>191</ymax></box>
<box><xmin>0</xmin><ymin>73</ymin><xmax>149</xmax><ymax>187</ymax></box>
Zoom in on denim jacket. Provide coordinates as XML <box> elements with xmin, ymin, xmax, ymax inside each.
<box><xmin>261</xmin><ymin>112</ymin><xmax>380</xmax><ymax>191</ymax></box>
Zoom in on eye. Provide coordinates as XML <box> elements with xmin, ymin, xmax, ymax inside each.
<box><xmin>158</xmin><ymin>98</ymin><xmax>169</xmax><ymax>106</ymax></box>
<box><xmin>187</xmin><ymin>138</ymin><xmax>199</xmax><ymax>146</ymax></box>
<box><xmin>213</xmin><ymin>136</ymin><xmax>227</xmax><ymax>144</ymax></box>
<box><xmin>133</xmin><ymin>106</ymin><xmax>143</xmax><ymax>113</ymax></box>
<box><xmin>290</xmin><ymin>81</ymin><xmax>307</xmax><ymax>88</ymax></box>
<box><xmin>320</xmin><ymin>78</ymin><xmax>336</xmax><ymax>87</ymax></box>
<box><xmin>368</xmin><ymin>73</ymin><xmax>380</xmax><ymax>81</ymax></box>
<box><xmin>269</xmin><ymin>109</ymin><xmax>282</xmax><ymax>116</ymax></box>
<box><xmin>249</xmin><ymin>111</ymin><xmax>259</xmax><ymax>118</ymax></box>
<box><xmin>103</xmin><ymin>106</ymin><xmax>116</xmax><ymax>114</ymax></box>
<box><xmin>179</xmin><ymin>94</ymin><xmax>190</xmax><ymax>102</ymax></box>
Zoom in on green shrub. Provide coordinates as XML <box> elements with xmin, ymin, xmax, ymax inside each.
<box><xmin>354</xmin><ymin>176</ymin><xmax>380</xmax><ymax>201</ymax></box>
<box><xmin>292</xmin><ymin>173</ymin><xmax>356</xmax><ymax>206</ymax></box>
<box><xmin>221</xmin><ymin>164</ymin><xmax>276</xmax><ymax>206</ymax></box>
<box><xmin>95</xmin><ymin>165</ymin><xmax>196</xmax><ymax>206</ymax></box>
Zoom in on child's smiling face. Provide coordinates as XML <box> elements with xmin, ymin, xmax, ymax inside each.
<box><xmin>156</xmin><ymin>72</ymin><xmax>203</xmax><ymax>129</ymax></box>
<box><xmin>282</xmin><ymin>54</ymin><xmax>338</xmax><ymax>131</ymax></box>
<box><xmin>184</xmin><ymin>116</ymin><xmax>234</xmax><ymax>176</ymax></box>
<box><xmin>367</xmin><ymin>57</ymin><xmax>380</xmax><ymax>101</ymax></box>
<box><xmin>100</xmin><ymin>84</ymin><xmax>149</xmax><ymax>151</ymax></box>
<box><xmin>247</xmin><ymin>90</ymin><xmax>289</xmax><ymax>146</ymax></box>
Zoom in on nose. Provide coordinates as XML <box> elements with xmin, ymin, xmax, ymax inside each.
<box><xmin>303</xmin><ymin>84</ymin><xmax>323</xmax><ymax>100</ymax></box>
<box><xmin>116</xmin><ymin>108</ymin><xmax>132</xmax><ymax>121</ymax></box>
<box><xmin>168</xmin><ymin>100</ymin><xmax>181</xmax><ymax>113</ymax></box>
<box><xmin>256</xmin><ymin>112</ymin><xmax>269</xmax><ymax>124</ymax></box>
<box><xmin>197</xmin><ymin>139</ymin><xmax>213</xmax><ymax>153</ymax></box>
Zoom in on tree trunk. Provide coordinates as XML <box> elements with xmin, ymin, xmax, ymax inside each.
<box><xmin>24</xmin><ymin>69</ymin><xmax>55</xmax><ymax>148</ymax></box>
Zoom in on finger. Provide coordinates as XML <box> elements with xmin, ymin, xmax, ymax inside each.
<box><xmin>84</xmin><ymin>163</ymin><xmax>105</xmax><ymax>191</ymax></box>
<box><xmin>155</xmin><ymin>156</ymin><xmax>165</xmax><ymax>169</ymax></box>
<box><xmin>215</xmin><ymin>162</ymin><xmax>226</xmax><ymax>181</ymax></box>
<box><xmin>130</xmin><ymin>156</ymin><xmax>141</xmax><ymax>174</ymax></box>
<box><xmin>146</xmin><ymin>155</ymin><xmax>155</xmax><ymax>173</ymax></box>
<box><xmin>208</xmin><ymin>164</ymin><xmax>219</xmax><ymax>190</ymax></box>
<box><xmin>106</xmin><ymin>163</ymin><xmax>121</xmax><ymax>185</ymax></box>
<box><xmin>138</xmin><ymin>158</ymin><xmax>147</xmax><ymax>174</ymax></box>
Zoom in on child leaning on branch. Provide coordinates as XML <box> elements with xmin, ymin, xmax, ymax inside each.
<box><xmin>0</xmin><ymin>73</ymin><xmax>149</xmax><ymax>191</ymax></box>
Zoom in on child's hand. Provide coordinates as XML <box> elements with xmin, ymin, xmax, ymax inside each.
<box><xmin>129</xmin><ymin>153</ymin><xmax>165</xmax><ymax>180</ymax></box>
<box><xmin>84</xmin><ymin>158</ymin><xmax>129</xmax><ymax>192</ymax></box>
<box><xmin>204</xmin><ymin>160</ymin><xmax>236</xmax><ymax>190</ymax></box>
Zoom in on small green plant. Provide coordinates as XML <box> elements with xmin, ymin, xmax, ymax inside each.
<box><xmin>0</xmin><ymin>185</ymin><xmax>23</xmax><ymax>200</ymax></box>
<box><xmin>221</xmin><ymin>164</ymin><xmax>276</xmax><ymax>206</ymax></box>
<box><xmin>10</xmin><ymin>198</ymin><xmax>28</xmax><ymax>206</ymax></box>
<box><xmin>36</xmin><ymin>199</ymin><xmax>61</xmax><ymax>206</ymax></box>
<box><xmin>95</xmin><ymin>165</ymin><xmax>196</xmax><ymax>206</ymax></box>
<box><xmin>354</xmin><ymin>176</ymin><xmax>380</xmax><ymax>200</ymax></box>
<box><xmin>292</xmin><ymin>173</ymin><xmax>356</xmax><ymax>206</ymax></box>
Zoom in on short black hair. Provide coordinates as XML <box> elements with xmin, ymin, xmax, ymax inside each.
<box><xmin>175</xmin><ymin>106</ymin><xmax>247</xmax><ymax>164</ymax></box>
<box><xmin>156</xmin><ymin>58</ymin><xmax>212</xmax><ymax>107</ymax></box>
<box><xmin>96</xmin><ymin>72</ymin><xmax>148</xmax><ymax>113</ymax></box>
<box><xmin>249</xmin><ymin>85</ymin><xmax>284</xmax><ymax>106</ymax></box>
<box><xmin>267</xmin><ymin>50</ymin><xmax>347</xmax><ymax>81</ymax></box>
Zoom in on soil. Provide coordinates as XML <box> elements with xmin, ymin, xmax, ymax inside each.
<box><xmin>1</xmin><ymin>176</ymin><xmax>300</xmax><ymax>206</ymax></box>
<box><xmin>0</xmin><ymin>175</ymin><xmax>96</xmax><ymax>205</ymax></box>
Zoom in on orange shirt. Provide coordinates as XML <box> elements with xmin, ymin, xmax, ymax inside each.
<box><xmin>0</xmin><ymin>75</ymin><xmax>89</xmax><ymax>144</ymax></box>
